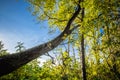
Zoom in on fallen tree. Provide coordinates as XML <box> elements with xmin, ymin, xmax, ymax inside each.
<box><xmin>0</xmin><ymin>3</ymin><xmax>81</xmax><ymax>77</ymax></box>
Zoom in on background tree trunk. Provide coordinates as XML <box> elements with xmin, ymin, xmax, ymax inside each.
<box><xmin>81</xmin><ymin>34</ymin><xmax>86</xmax><ymax>80</ymax></box>
<box><xmin>81</xmin><ymin>6</ymin><xmax>87</xmax><ymax>80</ymax></box>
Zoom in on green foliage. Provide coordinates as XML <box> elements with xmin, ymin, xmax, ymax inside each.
<box><xmin>1</xmin><ymin>0</ymin><xmax>120</xmax><ymax>79</ymax></box>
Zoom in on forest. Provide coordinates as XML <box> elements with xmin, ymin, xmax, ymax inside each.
<box><xmin>0</xmin><ymin>0</ymin><xmax>120</xmax><ymax>80</ymax></box>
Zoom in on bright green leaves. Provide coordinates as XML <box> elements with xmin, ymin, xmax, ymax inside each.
<box><xmin>78</xmin><ymin>0</ymin><xmax>120</xmax><ymax>35</ymax></box>
<box><xmin>28</xmin><ymin>0</ymin><xmax>77</xmax><ymax>31</ymax></box>
<box><xmin>48</xmin><ymin>0</ymin><xmax>77</xmax><ymax>30</ymax></box>
<box><xmin>80</xmin><ymin>0</ymin><xmax>99</xmax><ymax>27</ymax></box>
<box><xmin>28</xmin><ymin>0</ymin><xmax>56</xmax><ymax>20</ymax></box>
<box><xmin>44</xmin><ymin>0</ymin><xmax>56</xmax><ymax>12</ymax></box>
<box><xmin>4</xmin><ymin>0</ymin><xmax>119</xmax><ymax>79</ymax></box>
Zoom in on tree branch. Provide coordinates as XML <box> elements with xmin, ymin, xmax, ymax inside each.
<box><xmin>45</xmin><ymin>52</ymin><xmax>55</xmax><ymax>64</ymax></box>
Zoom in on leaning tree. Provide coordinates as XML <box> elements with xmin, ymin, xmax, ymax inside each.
<box><xmin>0</xmin><ymin>0</ymin><xmax>81</xmax><ymax>76</ymax></box>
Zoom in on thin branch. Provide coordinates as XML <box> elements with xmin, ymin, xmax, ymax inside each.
<box><xmin>45</xmin><ymin>52</ymin><xmax>55</xmax><ymax>64</ymax></box>
<box><xmin>44</xmin><ymin>12</ymin><xmax>67</xmax><ymax>22</ymax></box>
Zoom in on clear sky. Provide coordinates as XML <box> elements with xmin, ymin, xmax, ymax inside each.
<box><xmin>0</xmin><ymin>0</ymin><xmax>59</xmax><ymax>53</ymax></box>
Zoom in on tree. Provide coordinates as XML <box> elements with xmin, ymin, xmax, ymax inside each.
<box><xmin>15</xmin><ymin>42</ymin><xmax>25</xmax><ymax>52</ymax></box>
<box><xmin>0</xmin><ymin>0</ymin><xmax>81</xmax><ymax>76</ymax></box>
<box><xmin>0</xmin><ymin>41</ymin><xmax>8</xmax><ymax>56</ymax></box>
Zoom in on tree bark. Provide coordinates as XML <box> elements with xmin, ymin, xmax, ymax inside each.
<box><xmin>81</xmin><ymin>34</ymin><xmax>86</xmax><ymax>80</ymax></box>
<box><xmin>81</xmin><ymin>6</ymin><xmax>87</xmax><ymax>80</ymax></box>
<box><xmin>0</xmin><ymin>4</ymin><xmax>81</xmax><ymax>77</ymax></box>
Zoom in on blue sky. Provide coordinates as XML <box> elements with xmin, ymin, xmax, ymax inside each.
<box><xmin>0</xmin><ymin>0</ymin><xmax>58</xmax><ymax>53</ymax></box>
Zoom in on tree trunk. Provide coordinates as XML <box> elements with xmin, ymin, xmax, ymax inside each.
<box><xmin>81</xmin><ymin>34</ymin><xmax>86</xmax><ymax>80</ymax></box>
<box><xmin>0</xmin><ymin>4</ymin><xmax>81</xmax><ymax>77</ymax></box>
<box><xmin>81</xmin><ymin>6</ymin><xmax>87</xmax><ymax>80</ymax></box>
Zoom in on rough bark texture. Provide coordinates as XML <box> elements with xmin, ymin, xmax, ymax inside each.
<box><xmin>0</xmin><ymin>4</ymin><xmax>81</xmax><ymax>77</ymax></box>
